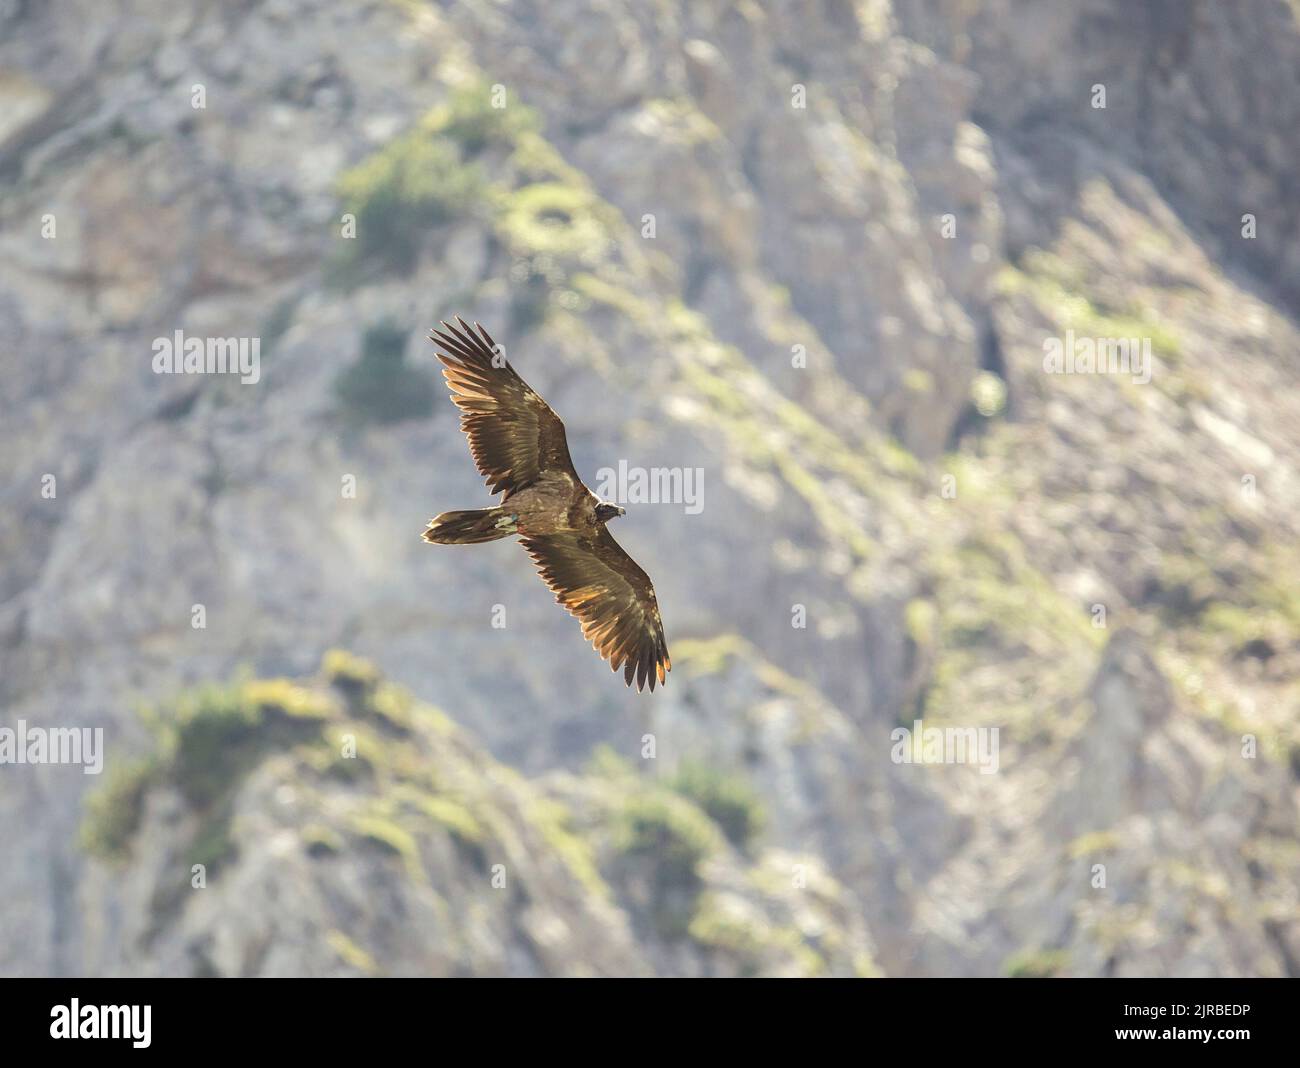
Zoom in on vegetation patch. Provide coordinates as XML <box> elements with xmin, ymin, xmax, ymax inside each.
<box><xmin>919</xmin><ymin>525</ymin><xmax>1101</xmax><ymax>738</ymax></box>
<box><xmin>81</xmin><ymin>759</ymin><xmax>155</xmax><ymax>861</ymax></box>
<box><xmin>1067</xmin><ymin>829</ymin><xmax>1123</xmax><ymax>859</ymax></box>
<box><xmin>259</xmin><ymin>293</ymin><xmax>300</xmax><ymax>356</ymax></box>
<box><xmin>367</xmin><ymin>684</ymin><xmax>417</xmax><ymax>734</ymax></box>
<box><xmin>613</xmin><ymin>790</ymin><xmax>721</xmax><ymax>887</ymax></box>
<box><xmin>668</xmin><ymin>761</ymin><xmax>765</xmax><ymax>853</ymax></box>
<box><xmin>327</xmin><ymin>930</ymin><xmax>379</xmax><ymax>975</ymax></box>
<box><xmin>641</xmin><ymin>98</ymin><xmax>722</xmax><ymax>146</ymax></box>
<box><xmin>313</xmin><ymin>723</ymin><xmax>378</xmax><ymax>782</ymax></box>
<box><xmin>242</xmin><ymin>678</ymin><xmax>333</xmax><ymax>721</ymax></box>
<box><xmin>333</xmin><ymin>321</ymin><xmax>435</xmax><ymax>425</ymax></box>
<box><xmin>333</xmin><ymin>126</ymin><xmax>487</xmax><ymax>280</ymax></box>
<box><xmin>349</xmin><ymin>811</ymin><xmax>422</xmax><ymax>877</ymax></box>
<box><xmin>81</xmin><ymin>680</ymin><xmax>329</xmax><ymax>862</ymax></box>
<box><xmin>165</xmin><ymin>684</ymin><xmax>321</xmax><ymax>808</ymax></box>
<box><xmin>330</xmin><ymin>83</ymin><xmax>544</xmax><ymax>285</ymax></box>
<box><xmin>303</xmin><ymin>823</ymin><xmax>344</xmax><ymax>858</ymax></box>
<box><xmin>531</xmin><ymin>798</ymin><xmax>611</xmax><ymax>901</ymax></box>
<box><xmin>323</xmin><ymin>648</ymin><xmax>380</xmax><ymax>690</ymax></box>
<box><xmin>433</xmin><ymin>81</ymin><xmax>540</xmax><ymax>156</ymax></box>
<box><xmin>998</xmin><ymin>251</ymin><xmax>1182</xmax><ymax>362</ymax></box>
<box><xmin>687</xmin><ymin>893</ymin><xmax>769</xmax><ymax>974</ymax></box>
<box><xmin>669</xmin><ymin>634</ymin><xmax>748</xmax><ymax>678</ymax></box>
<box><xmin>405</xmin><ymin>792</ymin><xmax>484</xmax><ymax>846</ymax></box>
<box><xmin>687</xmin><ymin>892</ymin><xmax>829</xmax><ymax>977</ymax></box>
<box><xmin>1004</xmin><ymin>947</ymin><xmax>1070</xmax><ymax>978</ymax></box>
<box><xmin>499</xmin><ymin>182</ymin><xmax>610</xmax><ymax>260</ymax></box>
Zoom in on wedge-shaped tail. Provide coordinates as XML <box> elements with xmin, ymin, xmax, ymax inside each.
<box><xmin>422</xmin><ymin>507</ymin><xmax>516</xmax><ymax>545</ymax></box>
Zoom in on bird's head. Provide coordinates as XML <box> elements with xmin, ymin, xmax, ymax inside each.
<box><xmin>595</xmin><ymin>502</ymin><xmax>627</xmax><ymax>523</ymax></box>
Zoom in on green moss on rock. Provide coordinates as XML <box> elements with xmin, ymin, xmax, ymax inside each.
<box><xmin>81</xmin><ymin>758</ymin><xmax>157</xmax><ymax>861</ymax></box>
<box><xmin>1004</xmin><ymin>947</ymin><xmax>1070</xmax><ymax>978</ymax></box>
<box><xmin>323</xmin><ymin>648</ymin><xmax>380</xmax><ymax>692</ymax></box>
<box><xmin>669</xmin><ymin>761</ymin><xmax>765</xmax><ymax>853</ymax></box>
<box><xmin>614</xmin><ymin>790</ymin><xmax>721</xmax><ymax>886</ymax></box>
<box><xmin>334</xmin><ymin>129</ymin><xmax>488</xmax><ymax>279</ymax></box>
<box><xmin>433</xmin><ymin>81</ymin><xmax>540</xmax><ymax>156</ymax></box>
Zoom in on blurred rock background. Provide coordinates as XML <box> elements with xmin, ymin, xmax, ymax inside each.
<box><xmin>0</xmin><ymin>0</ymin><xmax>1297</xmax><ymax>977</ymax></box>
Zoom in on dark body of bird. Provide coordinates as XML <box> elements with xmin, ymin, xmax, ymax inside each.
<box><xmin>422</xmin><ymin>318</ymin><xmax>670</xmax><ymax>692</ymax></box>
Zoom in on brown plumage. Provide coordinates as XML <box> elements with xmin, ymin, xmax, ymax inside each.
<box><xmin>422</xmin><ymin>318</ymin><xmax>670</xmax><ymax>692</ymax></box>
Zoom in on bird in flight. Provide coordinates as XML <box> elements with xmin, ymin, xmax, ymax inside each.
<box><xmin>422</xmin><ymin>318</ymin><xmax>670</xmax><ymax>692</ymax></box>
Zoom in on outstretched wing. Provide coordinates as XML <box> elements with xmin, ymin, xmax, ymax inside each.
<box><xmin>521</xmin><ymin>528</ymin><xmax>671</xmax><ymax>692</ymax></box>
<box><xmin>430</xmin><ymin>317</ymin><xmax>579</xmax><ymax>497</ymax></box>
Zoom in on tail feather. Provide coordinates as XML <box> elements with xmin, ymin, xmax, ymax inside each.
<box><xmin>422</xmin><ymin>507</ymin><xmax>517</xmax><ymax>545</ymax></box>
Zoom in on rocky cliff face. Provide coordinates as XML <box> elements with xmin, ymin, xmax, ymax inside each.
<box><xmin>1</xmin><ymin>0</ymin><xmax>1296</xmax><ymax>977</ymax></box>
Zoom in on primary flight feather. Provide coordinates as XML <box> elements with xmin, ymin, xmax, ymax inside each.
<box><xmin>422</xmin><ymin>318</ymin><xmax>670</xmax><ymax>692</ymax></box>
